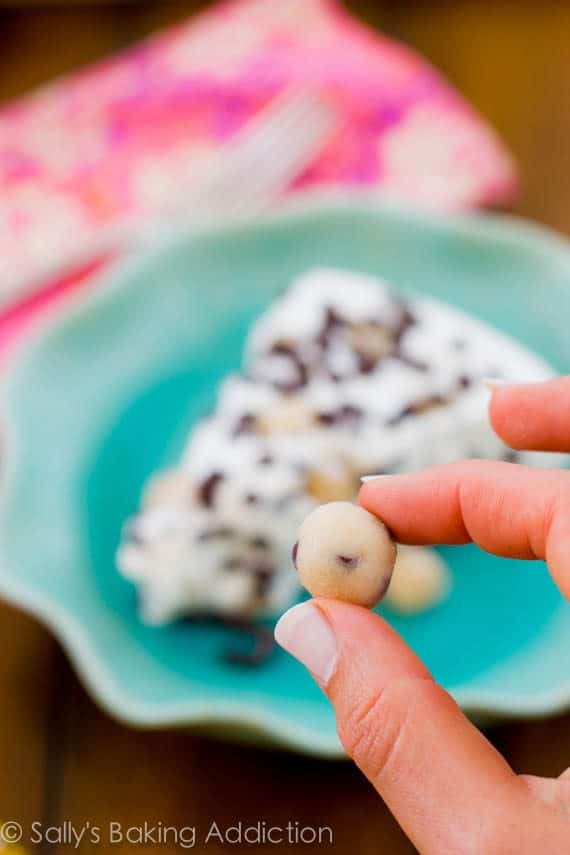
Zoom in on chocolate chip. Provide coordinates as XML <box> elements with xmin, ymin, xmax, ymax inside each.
<box><xmin>269</xmin><ymin>342</ymin><xmax>308</xmax><ymax>392</ymax></box>
<box><xmin>197</xmin><ymin>471</ymin><xmax>224</xmax><ymax>508</ymax></box>
<box><xmin>250</xmin><ymin>535</ymin><xmax>270</xmax><ymax>550</ymax></box>
<box><xmin>221</xmin><ymin>619</ymin><xmax>275</xmax><ymax>667</ymax></box>
<box><xmin>254</xmin><ymin>563</ymin><xmax>274</xmax><ymax>597</ymax></box>
<box><xmin>233</xmin><ymin>413</ymin><xmax>257</xmax><ymax>436</ymax></box>
<box><xmin>244</xmin><ymin>492</ymin><xmax>259</xmax><ymax>505</ymax></box>
<box><xmin>356</xmin><ymin>352</ymin><xmax>377</xmax><ymax>374</ymax></box>
<box><xmin>458</xmin><ymin>374</ymin><xmax>472</xmax><ymax>389</ymax></box>
<box><xmin>258</xmin><ymin>453</ymin><xmax>274</xmax><ymax>466</ymax></box>
<box><xmin>393</xmin><ymin>306</ymin><xmax>417</xmax><ymax>344</ymax></box>
<box><xmin>389</xmin><ymin>305</ymin><xmax>424</xmax><ymax>369</ymax></box>
<box><xmin>292</xmin><ymin>541</ymin><xmax>299</xmax><ymax>570</ymax></box>
<box><xmin>183</xmin><ymin>615</ymin><xmax>275</xmax><ymax>667</ymax></box>
<box><xmin>317</xmin><ymin>404</ymin><xmax>363</xmax><ymax>427</ymax></box>
<box><xmin>388</xmin><ymin>395</ymin><xmax>447</xmax><ymax>426</ymax></box>
<box><xmin>336</xmin><ymin>554</ymin><xmax>359</xmax><ymax>571</ymax></box>
<box><xmin>316</xmin><ymin>306</ymin><xmax>344</xmax><ymax>348</ymax></box>
<box><xmin>271</xmin><ymin>342</ymin><xmax>295</xmax><ymax>357</ymax></box>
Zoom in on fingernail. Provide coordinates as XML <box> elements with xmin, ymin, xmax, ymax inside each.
<box><xmin>360</xmin><ymin>473</ymin><xmax>392</xmax><ymax>483</ymax></box>
<box><xmin>483</xmin><ymin>377</ymin><xmax>508</xmax><ymax>391</ymax></box>
<box><xmin>274</xmin><ymin>601</ymin><xmax>338</xmax><ymax>686</ymax></box>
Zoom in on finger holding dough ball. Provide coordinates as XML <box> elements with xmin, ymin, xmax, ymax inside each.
<box><xmin>293</xmin><ymin>502</ymin><xmax>396</xmax><ymax>608</ymax></box>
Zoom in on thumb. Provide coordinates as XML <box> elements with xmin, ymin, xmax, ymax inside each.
<box><xmin>275</xmin><ymin>599</ymin><xmax>528</xmax><ymax>855</ymax></box>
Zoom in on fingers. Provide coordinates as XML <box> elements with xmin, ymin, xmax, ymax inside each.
<box><xmin>359</xmin><ymin>460</ymin><xmax>570</xmax><ymax>599</ymax></box>
<box><xmin>521</xmin><ymin>775</ymin><xmax>570</xmax><ymax>822</ymax></box>
<box><xmin>276</xmin><ymin>599</ymin><xmax>527</xmax><ymax>854</ymax></box>
<box><xmin>489</xmin><ymin>377</ymin><xmax>570</xmax><ymax>452</ymax></box>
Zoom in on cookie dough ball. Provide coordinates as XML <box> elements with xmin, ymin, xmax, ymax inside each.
<box><xmin>293</xmin><ymin>502</ymin><xmax>396</xmax><ymax>607</ymax></box>
<box><xmin>142</xmin><ymin>469</ymin><xmax>193</xmax><ymax>509</ymax></box>
<box><xmin>305</xmin><ymin>462</ymin><xmax>358</xmax><ymax>503</ymax></box>
<box><xmin>384</xmin><ymin>545</ymin><xmax>450</xmax><ymax>614</ymax></box>
<box><xmin>258</xmin><ymin>397</ymin><xmax>314</xmax><ymax>434</ymax></box>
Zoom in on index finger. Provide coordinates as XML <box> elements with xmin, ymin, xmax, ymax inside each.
<box><xmin>490</xmin><ymin>377</ymin><xmax>570</xmax><ymax>452</ymax></box>
<box><xmin>359</xmin><ymin>460</ymin><xmax>570</xmax><ymax>598</ymax></box>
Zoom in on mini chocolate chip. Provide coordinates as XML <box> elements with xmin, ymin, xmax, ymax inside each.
<box><xmin>317</xmin><ymin>404</ymin><xmax>363</xmax><ymax>427</ymax></box>
<box><xmin>254</xmin><ymin>563</ymin><xmax>274</xmax><ymax>597</ymax></box>
<box><xmin>388</xmin><ymin>395</ymin><xmax>447</xmax><ymax>426</ymax></box>
<box><xmin>197</xmin><ymin>471</ymin><xmax>224</xmax><ymax>508</ymax></box>
<box><xmin>357</xmin><ymin>352</ymin><xmax>377</xmax><ymax>374</ymax></box>
<box><xmin>269</xmin><ymin>342</ymin><xmax>308</xmax><ymax>392</ymax></box>
<box><xmin>316</xmin><ymin>306</ymin><xmax>345</xmax><ymax>347</ymax></box>
<box><xmin>258</xmin><ymin>453</ymin><xmax>274</xmax><ymax>466</ymax></box>
<box><xmin>503</xmin><ymin>449</ymin><xmax>519</xmax><ymax>463</ymax></box>
<box><xmin>458</xmin><ymin>374</ymin><xmax>472</xmax><ymax>389</ymax></box>
<box><xmin>271</xmin><ymin>342</ymin><xmax>295</xmax><ymax>356</ymax></box>
<box><xmin>221</xmin><ymin>619</ymin><xmax>275</xmax><ymax>667</ymax></box>
<box><xmin>244</xmin><ymin>492</ymin><xmax>259</xmax><ymax>505</ymax></box>
<box><xmin>233</xmin><ymin>413</ymin><xmax>257</xmax><ymax>437</ymax></box>
<box><xmin>336</xmin><ymin>554</ymin><xmax>359</xmax><ymax>571</ymax></box>
<box><xmin>292</xmin><ymin>541</ymin><xmax>299</xmax><ymax>570</ymax></box>
<box><xmin>393</xmin><ymin>305</ymin><xmax>417</xmax><ymax>344</ymax></box>
<box><xmin>250</xmin><ymin>535</ymin><xmax>270</xmax><ymax>550</ymax></box>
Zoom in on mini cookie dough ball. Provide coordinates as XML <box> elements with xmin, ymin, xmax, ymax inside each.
<box><xmin>258</xmin><ymin>397</ymin><xmax>314</xmax><ymax>434</ymax></box>
<box><xmin>294</xmin><ymin>502</ymin><xmax>396</xmax><ymax>607</ymax></box>
<box><xmin>349</xmin><ymin>322</ymin><xmax>394</xmax><ymax>361</ymax></box>
<box><xmin>142</xmin><ymin>469</ymin><xmax>193</xmax><ymax>509</ymax></box>
<box><xmin>384</xmin><ymin>545</ymin><xmax>450</xmax><ymax>614</ymax></box>
<box><xmin>306</xmin><ymin>462</ymin><xmax>358</xmax><ymax>503</ymax></box>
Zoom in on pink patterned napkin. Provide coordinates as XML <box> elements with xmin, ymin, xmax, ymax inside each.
<box><xmin>0</xmin><ymin>0</ymin><xmax>516</xmax><ymax>356</ymax></box>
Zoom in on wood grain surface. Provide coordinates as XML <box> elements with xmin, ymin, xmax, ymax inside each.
<box><xmin>0</xmin><ymin>2</ymin><xmax>569</xmax><ymax>853</ymax></box>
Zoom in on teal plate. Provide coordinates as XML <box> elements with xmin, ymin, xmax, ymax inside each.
<box><xmin>2</xmin><ymin>197</ymin><xmax>570</xmax><ymax>757</ymax></box>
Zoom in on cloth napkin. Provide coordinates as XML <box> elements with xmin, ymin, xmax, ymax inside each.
<box><xmin>0</xmin><ymin>0</ymin><xmax>517</xmax><ymax>360</ymax></box>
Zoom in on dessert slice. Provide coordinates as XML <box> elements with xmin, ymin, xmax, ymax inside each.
<box><xmin>118</xmin><ymin>268</ymin><xmax>556</xmax><ymax>625</ymax></box>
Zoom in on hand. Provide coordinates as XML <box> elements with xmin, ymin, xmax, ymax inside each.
<box><xmin>275</xmin><ymin>378</ymin><xmax>570</xmax><ymax>854</ymax></box>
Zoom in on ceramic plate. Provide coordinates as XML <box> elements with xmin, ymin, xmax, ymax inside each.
<box><xmin>2</xmin><ymin>197</ymin><xmax>570</xmax><ymax>757</ymax></box>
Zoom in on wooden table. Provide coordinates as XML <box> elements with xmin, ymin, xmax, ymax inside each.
<box><xmin>1</xmin><ymin>2</ymin><xmax>569</xmax><ymax>852</ymax></box>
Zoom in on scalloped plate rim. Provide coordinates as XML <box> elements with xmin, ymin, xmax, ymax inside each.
<box><xmin>2</xmin><ymin>193</ymin><xmax>570</xmax><ymax>757</ymax></box>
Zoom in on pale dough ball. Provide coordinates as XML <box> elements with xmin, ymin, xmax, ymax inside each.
<box><xmin>258</xmin><ymin>398</ymin><xmax>314</xmax><ymax>434</ymax></box>
<box><xmin>142</xmin><ymin>469</ymin><xmax>192</xmax><ymax>509</ymax></box>
<box><xmin>293</xmin><ymin>502</ymin><xmax>396</xmax><ymax>607</ymax></box>
<box><xmin>305</xmin><ymin>462</ymin><xmax>358</xmax><ymax>503</ymax></box>
<box><xmin>384</xmin><ymin>545</ymin><xmax>450</xmax><ymax>614</ymax></box>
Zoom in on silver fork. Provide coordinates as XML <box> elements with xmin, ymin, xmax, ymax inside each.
<box><xmin>171</xmin><ymin>88</ymin><xmax>338</xmax><ymax>226</ymax></box>
<box><xmin>0</xmin><ymin>90</ymin><xmax>337</xmax><ymax>311</ymax></box>
<box><xmin>95</xmin><ymin>88</ymin><xmax>338</xmax><ymax>245</ymax></box>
